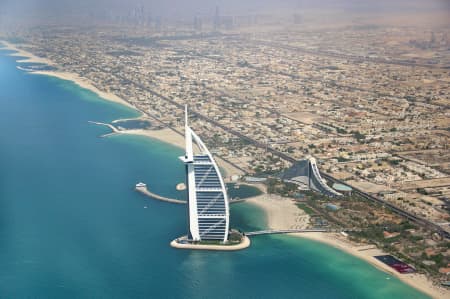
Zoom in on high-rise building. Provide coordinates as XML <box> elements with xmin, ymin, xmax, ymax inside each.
<box><xmin>179</xmin><ymin>106</ymin><xmax>229</xmax><ymax>242</ymax></box>
<box><xmin>193</xmin><ymin>16</ymin><xmax>202</xmax><ymax>32</ymax></box>
<box><xmin>214</xmin><ymin>5</ymin><xmax>220</xmax><ymax>31</ymax></box>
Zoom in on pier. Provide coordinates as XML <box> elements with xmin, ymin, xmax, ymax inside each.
<box><xmin>88</xmin><ymin>120</ymin><xmax>120</xmax><ymax>137</ymax></box>
<box><xmin>135</xmin><ymin>183</ymin><xmax>247</xmax><ymax>205</ymax></box>
<box><xmin>135</xmin><ymin>185</ymin><xmax>187</xmax><ymax>204</ymax></box>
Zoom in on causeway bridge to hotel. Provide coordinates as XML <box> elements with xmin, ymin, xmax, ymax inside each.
<box><xmin>135</xmin><ymin>185</ymin><xmax>186</xmax><ymax>204</ymax></box>
<box><xmin>245</xmin><ymin>228</ymin><xmax>360</xmax><ymax>236</ymax></box>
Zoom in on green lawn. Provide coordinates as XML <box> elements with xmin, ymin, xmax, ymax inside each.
<box><xmin>296</xmin><ymin>203</ymin><xmax>315</xmax><ymax>215</ymax></box>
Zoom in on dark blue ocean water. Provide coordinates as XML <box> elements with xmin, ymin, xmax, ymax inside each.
<box><xmin>0</xmin><ymin>50</ymin><xmax>429</xmax><ymax>298</ymax></box>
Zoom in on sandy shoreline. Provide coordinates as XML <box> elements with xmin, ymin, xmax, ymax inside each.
<box><xmin>32</xmin><ymin>70</ymin><xmax>137</xmax><ymax>110</ymax></box>
<box><xmin>2</xmin><ymin>41</ymin><xmax>136</xmax><ymax>110</ymax></box>
<box><xmin>120</xmin><ymin>127</ymin><xmax>186</xmax><ymax>149</ymax></box>
<box><xmin>2</xmin><ymin>41</ymin><xmax>54</xmax><ymax>65</ymax></box>
<box><xmin>2</xmin><ymin>40</ymin><xmax>243</xmax><ymax>178</ymax></box>
<box><xmin>246</xmin><ymin>194</ymin><xmax>310</xmax><ymax>230</ymax></box>
<box><xmin>247</xmin><ymin>195</ymin><xmax>448</xmax><ymax>299</ymax></box>
<box><xmin>115</xmin><ymin>127</ymin><xmax>244</xmax><ymax>178</ymax></box>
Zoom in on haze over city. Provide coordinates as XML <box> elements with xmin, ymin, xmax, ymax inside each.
<box><xmin>1</xmin><ymin>0</ymin><xmax>449</xmax><ymax>23</ymax></box>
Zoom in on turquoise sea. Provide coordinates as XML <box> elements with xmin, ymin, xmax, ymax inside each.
<box><xmin>0</xmin><ymin>50</ymin><xmax>429</xmax><ymax>298</ymax></box>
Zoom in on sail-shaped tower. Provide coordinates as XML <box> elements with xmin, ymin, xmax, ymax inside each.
<box><xmin>179</xmin><ymin>106</ymin><xmax>229</xmax><ymax>242</ymax></box>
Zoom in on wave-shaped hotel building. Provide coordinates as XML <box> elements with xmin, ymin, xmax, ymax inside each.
<box><xmin>179</xmin><ymin>106</ymin><xmax>230</xmax><ymax>242</ymax></box>
<box><xmin>281</xmin><ymin>157</ymin><xmax>342</xmax><ymax>197</ymax></box>
<box><xmin>171</xmin><ymin>106</ymin><xmax>250</xmax><ymax>250</ymax></box>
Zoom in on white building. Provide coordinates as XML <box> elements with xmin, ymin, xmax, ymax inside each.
<box><xmin>179</xmin><ymin>106</ymin><xmax>229</xmax><ymax>242</ymax></box>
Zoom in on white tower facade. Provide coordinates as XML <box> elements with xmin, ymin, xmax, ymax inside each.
<box><xmin>179</xmin><ymin>106</ymin><xmax>229</xmax><ymax>242</ymax></box>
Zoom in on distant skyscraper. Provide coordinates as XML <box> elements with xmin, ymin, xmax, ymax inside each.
<box><xmin>194</xmin><ymin>16</ymin><xmax>202</xmax><ymax>32</ymax></box>
<box><xmin>214</xmin><ymin>5</ymin><xmax>220</xmax><ymax>31</ymax></box>
<box><xmin>180</xmin><ymin>106</ymin><xmax>229</xmax><ymax>242</ymax></box>
<box><xmin>443</xmin><ymin>33</ymin><xmax>449</xmax><ymax>46</ymax></box>
<box><xmin>293</xmin><ymin>14</ymin><xmax>302</xmax><ymax>25</ymax></box>
<box><xmin>155</xmin><ymin>16</ymin><xmax>162</xmax><ymax>31</ymax></box>
<box><xmin>430</xmin><ymin>32</ymin><xmax>436</xmax><ymax>45</ymax></box>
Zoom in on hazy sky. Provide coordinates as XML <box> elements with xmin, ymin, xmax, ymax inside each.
<box><xmin>1</xmin><ymin>0</ymin><xmax>449</xmax><ymax>22</ymax></box>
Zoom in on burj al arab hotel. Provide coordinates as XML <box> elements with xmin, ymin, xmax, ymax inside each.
<box><xmin>179</xmin><ymin>106</ymin><xmax>230</xmax><ymax>243</ymax></box>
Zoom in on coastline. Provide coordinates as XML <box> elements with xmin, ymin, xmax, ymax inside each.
<box><xmin>2</xmin><ymin>41</ymin><xmax>54</xmax><ymax>65</ymax></box>
<box><xmin>246</xmin><ymin>195</ymin><xmax>448</xmax><ymax>299</ymax></box>
<box><xmin>2</xmin><ymin>41</ymin><xmax>243</xmax><ymax>178</ymax></box>
<box><xmin>296</xmin><ymin>232</ymin><xmax>447</xmax><ymax>299</ymax></box>
<box><xmin>246</xmin><ymin>194</ymin><xmax>310</xmax><ymax>230</ymax></box>
<box><xmin>3</xmin><ymin>39</ymin><xmax>446</xmax><ymax>298</ymax></box>
<box><xmin>31</xmin><ymin>70</ymin><xmax>136</xmax><ymax>110</ymax></box>
<box><xmin>119</xmin><ymin>127</ymin><xmax>186</xmax><ymax>149</ymax></box>
<box><xmin>2</xmin><ymin>41</ymin><xmax>136</xmax><ymax>111</ymax></box>
<box><xmin>2</xmin><ymin>41</ymin><xmax>245</xmax><ymax>179</ymax></box>
<box><xmin>113</xmin><ymin>127</ymin><xmax>244</xmax><ymax>178</ymax></box>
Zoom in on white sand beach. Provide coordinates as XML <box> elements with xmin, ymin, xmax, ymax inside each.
<box><xmin>2</xmin><ymin>41</ymin><xmax>135</xmax><ymax>110</ymax></box>
<box><xmin>247</xmin><ymin>194</ymin><xmax>449</xmax><ymax>299</ymax></box>
<box><xmin>118</xmin><ymin>127</ymin><xmax>244</xmax><ymax>178</ymax></box>
<box><xmin>31</xmin><ymin>70</ymin><xmax>136</xmax><ymax>110</ymax></box>
<box><xmin>4</xmin><ymin>41</ymin><xmax>244</xmax><ymax>179</ymax></box>
<box><xmin>3</xmin><ymin>41</ymin><xmax>54</xmax><ymax>65</ymax></box>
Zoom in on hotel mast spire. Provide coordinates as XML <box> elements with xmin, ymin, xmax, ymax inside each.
<box><xmin>185</xmin><ymin>105</ymin><xmax>193</xmax><ymax>162</ymax></box>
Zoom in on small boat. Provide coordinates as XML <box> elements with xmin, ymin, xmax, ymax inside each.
<box><xmin>136</xmin><ymin>182</ymin><xmax>146</xmax><ymax>188</ymax></box>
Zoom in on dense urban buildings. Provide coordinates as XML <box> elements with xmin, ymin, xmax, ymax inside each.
<box><xmin>6</xmin><ymin>19</ymin><xmax>447</xmax><ymax>232</ymax></box>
